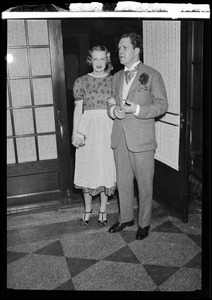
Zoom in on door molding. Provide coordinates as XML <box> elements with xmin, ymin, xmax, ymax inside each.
<box><xmin>48</xmin><ymin>19</ymin><xmax>73</xmax><ymax>199</ymax></box>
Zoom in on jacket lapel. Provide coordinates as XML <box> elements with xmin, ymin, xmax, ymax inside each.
<box><xmin>117</xmin><ymin>70</ymin><xmax>125</xmax><ymax>103</ymax></box>
<box><xmin>127</xmin><ymin>63</ymin><xmax>144</xmax><ymax>98</ymax></box>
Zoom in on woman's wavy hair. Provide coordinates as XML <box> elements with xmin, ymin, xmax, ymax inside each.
<box><xmin>86</xmin><ymin>45</ymin><xmax>113</xmax><ymax>74</ymax></box>
<box><xmin>120</xmin><ymin>32</ymin><xmax>143</xmax><ymax>58</ymax></box>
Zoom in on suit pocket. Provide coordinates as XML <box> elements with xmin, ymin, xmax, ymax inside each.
<box><xmin>124</xmin><ymin>118</ymin><xmax>155</xmax><ymax>147</ymax></box>
<box><xmin>137</xmin><ymin>120</ymin><xmax>155</xmax><ymax>145</ymax></box>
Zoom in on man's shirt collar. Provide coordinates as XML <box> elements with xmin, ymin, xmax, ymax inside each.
<box><xmin>124</xmin><ymin>60</ymin><xmax>141</xmax><ymax>72</ymax></box>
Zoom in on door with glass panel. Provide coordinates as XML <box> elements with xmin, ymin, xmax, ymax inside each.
<box><xmin>7</xmin><ymin>19</ymin><xmax>72</xmax><ymax>209</ymax></box>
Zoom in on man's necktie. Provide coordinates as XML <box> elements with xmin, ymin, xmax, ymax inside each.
<box><xmin>125</xmin><ymin>64</ymin><xmax>139</xmax><ymax>84</ymax></box>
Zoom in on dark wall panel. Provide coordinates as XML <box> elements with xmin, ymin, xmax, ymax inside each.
<box><xmin>7</xmin><ymin>172</ymin><xmax>59</xmax><ymax>196</ymax></box>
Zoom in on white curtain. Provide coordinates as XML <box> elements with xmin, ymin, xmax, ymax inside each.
<box><xmin>143</xmin><ymin>20</ymin><xmax>181</xmax><ymax>170</ymax></box>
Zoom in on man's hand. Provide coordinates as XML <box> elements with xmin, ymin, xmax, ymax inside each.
<box><xmin>121</xmin><ymin>101</ymin><xmax>137</xmax><ymax>114</ymax></box>
<box><xmin>114</xmin><ymin>106</ymin><xmax>126</xmax><ymax>119</ymax></box>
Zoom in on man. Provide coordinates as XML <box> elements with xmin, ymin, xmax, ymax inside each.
<box><xmin>107</xmin><ymin>32</ymin><xmax>168</xmax><ymax>240</ymax></box>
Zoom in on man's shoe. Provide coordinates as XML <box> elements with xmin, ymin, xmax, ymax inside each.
<box><xmin>136</xmin><ymin>225</ymin><xmax>150</xmax><ymax>240</ymax></box>
<box><xmin>108</xmin><ymin>220</ymin><xmax>134</xmax><ymax>233</ymax></box>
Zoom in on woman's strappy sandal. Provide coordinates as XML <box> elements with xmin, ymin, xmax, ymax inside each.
<box><xmin>98</xmin><ymin>211</ymin><xmax>107</xmax><ymax>227</ymax></box>
<box><xmin>80</xmin><ymin>210</ymin><xmax>92</xmax><ymax>226</ymax></box>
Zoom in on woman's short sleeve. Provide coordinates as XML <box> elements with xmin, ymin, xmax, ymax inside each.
<box><xmin>73</xmin><ymin>77</ymin><xmax>85</xmax><ymax>102</ymax></box>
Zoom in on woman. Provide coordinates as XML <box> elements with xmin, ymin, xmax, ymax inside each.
<box><xmin>72</xmin><ymin>45</ymin><xmax>116</xmax><ymax>226</ymax></box>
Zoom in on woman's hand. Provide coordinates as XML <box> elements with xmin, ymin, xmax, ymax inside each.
<box><xmin>72</xmin><ymin>132</ymin><xmax>79</xmax><ymax>148</ymax></box>
<box><xmin>107</xmin><ymin>97</ymin><xmax>116</xmax><ymax>105</ymax></box>
<box><xmin>72</xmin><ymin>132</ymin><xmax>86</xmax><ymax>148</ymax></box>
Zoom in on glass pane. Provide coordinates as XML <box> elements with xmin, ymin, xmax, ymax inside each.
<box><xmin>7</xmin><ymin>139</ymin><xmax>16</xmax><ymax>164</ymax></box>
<box><xmin>7</xmin><ymin>110</ymin><xmax>13</xmax><ymax>136</ymax></box>
<box><xmin>33</xmin><ymin>78</ymin><xmax>53</xmax><ymax>105</ymax></box>
<box><xmin>10</xmin><ymin>79</ymin><xmax>31</xmax><ymax>107</ymax></box>
<box><xmin>7</xmin><ymin>20</ymin><xmax>26</xmax><ymax>46</ymax></box>
<box><xmin>35</xmin><ymin>107</ymin><xmax>55</xmax><ymax>133</ymax></box>
<box><xmin>13</xmin><ymin>108</ymin><xmax>34</xmax><ymax>135</ymax></box>
<box><xmin>30</xmin><ymin>48</ymin><xmax>51</xmax><ymax>76</ymax></box>
<box><xmin>7</xmin><ymin>49</ymin><xmax>29</xmax><ymax>77</ymax></box>
<box><xmin>16</xmin><ymin>137</ymin><xmax>37</xmax><ymax>162</ymax></box>
<box><xmin>27</xmin><ymin>20</ymin><xmax>49</xmax><ymax>45</ymax></box>
<box><xmin>38</xmin><ymin>134</ymin><xmax>58</xmax><ymax>160</ymax></box>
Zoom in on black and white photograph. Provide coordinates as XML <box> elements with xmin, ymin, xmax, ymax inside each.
<box><xmin>3</xmin><ymin>2</ymin><xmax>211</xmax><ymax>297</ymax></box>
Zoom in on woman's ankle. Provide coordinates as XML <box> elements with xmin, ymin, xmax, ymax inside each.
<box><xmin>82</xmin><ymin>210</ymin><xmax>92</xmax><ymax>221</ymax></box>
<box><xmin>98</xmin><ymin>211</ymin><xmax>107</xmax><ymax>221</ymax></box>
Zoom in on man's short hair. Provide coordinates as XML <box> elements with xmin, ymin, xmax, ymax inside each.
<box><xmin>120</xmin><ymin>32</ymin><xmax>143</xmax><ymax>55</ymax></box>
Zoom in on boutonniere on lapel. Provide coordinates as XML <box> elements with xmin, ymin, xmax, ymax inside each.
<box><xmin>138</xmin><ymin>73</ymin><xmax>149</xmax><ymax>91</ymax></box>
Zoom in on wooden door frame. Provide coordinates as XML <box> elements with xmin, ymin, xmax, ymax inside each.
<box><xmin>48</xmin><ymin>19</ymin><xmax>73</xmax><ymax>201</ymax></box>
<box><xmin>178</xmin><ymin>20</ymin><xmax>193</xmax><ymax>222</ymax></box>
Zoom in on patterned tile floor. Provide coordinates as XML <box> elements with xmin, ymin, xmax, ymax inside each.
<box><xmin>5</xmin><ymin>197</ymin><xmax>207</xmax><ymax>295</ymax></box>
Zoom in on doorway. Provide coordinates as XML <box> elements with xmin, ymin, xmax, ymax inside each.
<box><xmin>61</xmin><ymin>18</ymin><xmax>142</xmax><ymax>203</ymax></box>
<box><xmin>6</xmin><ymin>18</ymin><xmax>205</xmax><ymax>221</ymax></box>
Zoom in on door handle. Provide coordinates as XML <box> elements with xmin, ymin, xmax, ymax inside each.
<box><xmin>57</xmin><ymin>110</ymin><xmax>64</xmax><ymax>141</ymax></box>
<box><xmin>59</xmin><ymin>121</ymin><xmax>64</xmax><ymax>141</ymax></box>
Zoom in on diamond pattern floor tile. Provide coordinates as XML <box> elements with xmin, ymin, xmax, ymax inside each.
<box><xmin>184</xmin><ymin>252</ymin><xmax>202</xmax><ymax>269</ymax></box>
<box><xmin>72</xmin><ymin>261</ymin><xmax>157</xmax><ymax>291</ymax></box>
<box><xmin>7</xmin><ymin>251</ymin><xmax>28</xmax><ymax>264</ymax></box>
<box><xmin>169</xmin><ymin>215</ymin><xmax>202</xmax><ymax>235</ymax></box>
<box><xmin>54</xmin><ymin>278</ymin><xmax>75</xmax><ymax>290</ymax></box>
<box><xmin>34</xmin><ymin>240</ymin><xmax>65</xmax><ymax>257</ymax></box>
<box><xmin>6</xmin><ymin>200</ymin><xmax>204</xmax><ymax>292</ymax></box>
<box><xmin>7</xmin><ymin>254</ymin><xmax>71</xmax><ymax>290</ymax></box>
<box><xmin>143</xmin><ymin>264</ymin><xmax>180</xmax><ymax>286</ymax></box>
<box><xmin>187</xmin><ymin>234</ymin><xmax>202</xmax><ymax>247</ymax></box>
<box><xmin>103</xmin><ymin>245</ymin><xmax>141</xmax><ymax>264</ymax></box>
<box><xmin>129</xmin><ymin>232</ymin><xmax>201</xmax><ymax>267</ymax></box>
<box><xmin>119</xmin><ymin>230</ymin><xmax>137</xmax><ymax>243</ymax></box>
<box><xmin>66</xmin><ymin>257</ymin><xmax>99</xmax><ymax>277</ymax></box>
<box><xmin>159</xmin><ymin>267</ymin><xmax>202</xmax><ymax>291</ymax></box>
<box><xmin>7</xmin><ymin>238</ymin><xmax>59</xmax><ymax>253</ymax></box>
<box><xmin>60</xmin><ymin>230</ymin><xmax>126</xmax><ymax>260</ymax></box>
<box><xmin>152</xmin><ymin>220</ymin><xmax>184</xmax><ymax>233</ymax></box>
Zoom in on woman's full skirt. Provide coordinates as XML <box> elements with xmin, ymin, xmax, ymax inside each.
<box><xmin>74</xmin><ymin>109</ymin><xmax>116</xmax><ymax>193</ymax></box>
